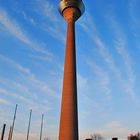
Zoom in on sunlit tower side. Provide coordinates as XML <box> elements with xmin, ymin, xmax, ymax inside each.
<box><xmin>58</xmin><ymin>0</ymin><xmax>85</xmax><ymax>140</ymax></box>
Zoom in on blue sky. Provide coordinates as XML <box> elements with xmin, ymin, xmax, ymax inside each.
<box><xmin>0</xmin><ymin>0</ymin><xmax>140</xmax><ymax>140</ymax></box>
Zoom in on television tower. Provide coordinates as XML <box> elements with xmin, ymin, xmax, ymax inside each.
<box><xmin>58</xmin><ymin>0</ymin><xmax>85</xmax><ymax>140</ymax></box>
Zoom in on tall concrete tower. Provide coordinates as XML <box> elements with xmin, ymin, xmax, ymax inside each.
<box><xmin>58</xmin><ymin>0</ymin><xmax>85</xmax><ymax>140</ymax></box>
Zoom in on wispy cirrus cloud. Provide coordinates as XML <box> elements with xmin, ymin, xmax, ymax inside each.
<box><xmin>38</xmin><ymin>0</ymin><xmax>58</xmax><ymax>23</ymax></box>
<box><xmin>33</xmin><ymin>0</ymin><xmax>66</xmax><ymax>43</ymax></box>
<box><xmin>0</xmin><ymin>54</ymin><xmax>54</xmax><ymax>97</ymax></box>
<box><xmin>88</xmin><ymin>61</ymin><xmax>112</xmax><ymax>101</ymax></box>
<box><xmin>3</xmin><ymin>130</ymin><xmax>41</xmax><ymax>140</ymax></box>
<box><xmin>12</xmin><ymin>131</ymin><xmax>55</xmax><ymax>140</ymax></box>
<box><xmin>108</xmin><ymin>16</ymin><xmax>137</xmax><ymax>102</ymax></box>
<box><xmin>0</xmin><ymin>54</ymin><xmax>56</xmax><ymax>112</ymax></box>
<box><xmin>128</xmin><ymin>0</ymin><xmax>140</xmax><ymax>55</ymax></box>
<box><xmin>0</xmin><ymin>7</ymin><xmax>53</xmax><ymax>61</ymax></box>
<box><xmin>128</xmin><ymin>0</ymin><xmax>140</xmax><ymax>37</ymax></box>
<box><xmin>22</xmin><ymin>11</ymin><xmax>37</xmax><ymax>26</ymax></box>
<box><xmin>0</xmin><ymin>87</ymin><xmax>52</xmax><ymax>113</ymax></box>
<box><xmin>0</xmin><ymin>98</ymin><xmax>11</xmax><ymax>105</ymax></box>
<box><xmin>79</xmin><ymin>12</ymin><xmax>137</xmax><ymax>102</ymax></box>
<box><xmin>77</xmin><ymin>74</ymin><xmax>88</xmax><ymax>93</ymax></box>
<box><xmin>79</xmin><ymin>13</ymin><xmax>119</xmax><ymax>98</ymax></box>
<box><xmin>98</xmin><ymin>121</ymin><xmax>129</xmax><ymax>139</ymax></box>
<box><xmin>18</xmin><ymin>0</ymin><xmax>65</xmax><ymax>44</ymax></box>
<box><xmin>81</xmin><ymin>121</ymin><xmax>129</xmax><ymax>139</ymax></box>
<box><xmin>79</xmin><ymin>13</ymin><xmax>119</xmax><ymax>75</ymax></box>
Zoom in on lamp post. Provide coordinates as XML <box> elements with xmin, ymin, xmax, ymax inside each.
<box><xmin>9</xmin><ymin>104</ymin><xmax>18</xmax><ymax>140</ymax></box>
<box><xmin>58</xmin><ymin>0</ymin><xmax>85</xmax><ymax>140</ymax></box>
<box><xmin>26</xmin><ymin>109</ymin><xmax>32</xmax><ymax>140</ymax></box>
<box><xmin>1</xmin><ymin>124</ymin><xmax>6</xmax><ymax>140</ymax></box>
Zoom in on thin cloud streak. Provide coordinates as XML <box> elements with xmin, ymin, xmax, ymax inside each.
<box><xmin>77</xmin><ymin>74</ymin><xmax>88</xmax><ymax>93</ymax></box>
<box><xmin>128</xmin><ymin>0</ymin><xmax>140</xmax><ymax>38</ymax></box>
<box><xmin>0</xmin><ymin>98</ymin><xmax>11</xmax><ymax>105</ymax></box>
<box><xmin>81</xmin><ymin>121</ymin><xmax>129</xmax><ymax>139</ymax></box>
<box><xmin>0</xmin><ymin>54</ymin><xmax>54</xmax><ymax>97</ymax></box>
<box><xmin>96</xmin><ymin>121</ymin><xmax>129</xmax><ymax>139</ymax></box>
<box><xmin>35</xmin><ymin>0</ymin><xmax>66</xmax><ymax>44</ymax></box>
<box><xmin>0</xmin><ymin>87</ymin><xmax>52</xmax><ymax>112</ymax></box>
<box><xmin>3</xmin><ymin>131</ymin><xmax>41</xmax><ymax>140</ymax></box>
<box><xmin>0</xmin><ymin>7</ymin><xmax>53</xmax><ymax>61</ymax></box>
<box><xmin>109</xmin><ymin>16</ymin><xmax>137</xmax><ymax>101</ymax></box>
<box><xmin>0</xmin><ymin>54</ymin><xmax>57</xmax><ymax>113</ymax></box>
<box><xmin>79</xmin><ymin>12</ymin><xmax>137</xmax><ymax>101</ymax></box>
<box><xmin>78</xmin><ymin>13</ymin><xmax>114</xmax><ymax>101</ymax></box>
<box><xmin>79</xmin><ymin>13</ymin><xmax>120</xmax><ymax>76</ymax></box>
<box><xmin>88</xmin><ymin>61</ymin><xmax>112</xmax><ymax>101</ymax></box>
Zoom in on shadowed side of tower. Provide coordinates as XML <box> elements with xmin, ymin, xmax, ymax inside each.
<box><xmin>58</xmin><ymin>1</ymin><xmax>85</xmax><ymax>140</ymax></box>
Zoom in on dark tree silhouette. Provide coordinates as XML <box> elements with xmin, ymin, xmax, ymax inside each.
<box><xmin>90</xmin><ymin>133</ymin><xmax>104</xmax><ymax>140</ymax></box>
<box><xmin>44</xmin><ymin>137</ymin><xmax>50</xmax><ymax>140</ymax></box>
<box><xmin>136</xmin><ymin>132</ymin><xmax>140</xmax><ymax>140</ymax></box>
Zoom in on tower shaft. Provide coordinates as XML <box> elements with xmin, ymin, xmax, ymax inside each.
<box><xmin>58</xmin><ymin>0</ymin><xmax>84</xmax><ymax>139</ymax></box>
<box><xmin>59</xmin><ymin>8</ymin><xmax>79</xmax><ymax>140</ymax></box>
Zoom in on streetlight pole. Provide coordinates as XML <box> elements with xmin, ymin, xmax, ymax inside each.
<box><xmin>9</xmin><ymin>104</ymin><xmax>18</xmax><ymax>140</ymax></box>
<box><xmin>26</xmin><ymin>109</ymin><xmax>32</xmax><ymax>140</ymax></box>
<box><xmin>1</xmin><ymin>124</ymin><xmax>6</xmax><ymax>140</ymax></box>
<box><xmin>40</xmin><ymin>114</ymin><xmax>44</xmax><ymax>140</ymax></box>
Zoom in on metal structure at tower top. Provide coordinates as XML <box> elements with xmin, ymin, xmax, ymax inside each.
<box><xmin>59</xmin><ymin>0</ymin><xmax>85</xmax><ymax>17</ymax></box>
